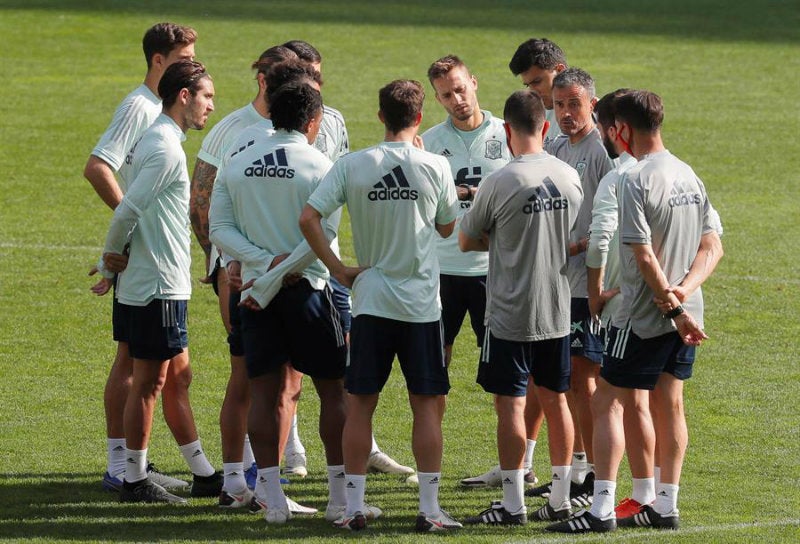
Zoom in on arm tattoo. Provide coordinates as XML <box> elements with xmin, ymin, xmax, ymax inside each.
<box><xmin>190</xmin><ymin>158</ymin><xmax>217</xmax><ymax>257</ymax></box>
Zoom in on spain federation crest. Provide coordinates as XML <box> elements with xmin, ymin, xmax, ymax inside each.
<box><xmin>485</xmin><ymin>139</ymin><xmax>503</xmax><ymax>160</ymax></box>
<box><xmin>575</xmin><ymin>161</ymin><xmax>587</xmax><ymax>180</ymax></box>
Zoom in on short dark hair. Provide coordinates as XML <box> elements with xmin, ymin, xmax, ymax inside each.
<box><xmin>552</xmin><ymin>67</ymin><xmax>595</xmax><ymax>99</ymax></box>
<box><xmin>142</xmin><ymin>22</ymin><xmax>197</xmax><ymax>69</ymax></box>
<box><xmin>595</xmin><ymin>88</ymin><xmax>633</xmax><ymax>129</ymax></box>
<box><xmin>251</xmin><ymin>45</ymin><xmax>298</xmax><ymax>75</ymax></box>
<box><xmin>427</xmin><ymin>55</ymin><xmax>467</xmax><ymax>84</ymax></box>
<box><xmin>282</xmin><ymin>40</ymin><xmax>322</xmax><ymax>64</ymax></box>
<box><xmin>158</xmin><ymin>59</ymin><xmax>209</xmax><ymax>109</ymax></box>
<box><xmin>508</xmin><ymin>38</ymin><xmax>566</xmax><ymax>75</ymax></box>
<box><xmin>265</xmin><ymin>60</ymin><xmax>322</xmax><ymax>102</ymax></box>
<box><xmin>379</xmin><ymin>80</ymin><xmax>425</xmax><ymax>134</ymax></box>
<box><xmin>614</xmin><ymin>90</ymin><xmax>664</xmax><ymax>133</ymax></box>
<box><xmin>270</xmin><ymin>82</ymin><xmax>323</xmax><ymax>133</ymax></box>
<box><xmin>503</xmin><ymin>90</ymin><xmax>546</xmax><ymax>136</ymax></box>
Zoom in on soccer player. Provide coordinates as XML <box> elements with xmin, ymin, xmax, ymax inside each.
<box><xmin>508</xmin><ymin>38</ymin><xmax>568</xmax><ymax>144</ymax></box>
<box><xmin>281</xmin><ymin>39</ymin><xmax>415</xmax><ymax>478</ymax></box>
<box><xmin>85</xmin><ymin>22</ymin><xmax>214</xmax><ymax>494</ymax></box>
<box><xmin>534</xmin><ymin>68</ymin><xmax>614</xmax><ymax>503</ymax></box>
<box><xmin>299</xmin><ymin>79</ymin><xmax>461</xmax><ymax>532</ymax></box>
<box><xmin>209</xmin><ymin>82</ymin><xmax>347</xmax><ymax>524</ymax></box>
<box><xmin>547</xmin><ymin>90</ymin><xmax>723</xmax><ymax>533</ymax></box>
<box><xmin>96</xmin><ymin>60</ymin><xmax>217</xmax><ymax>503</ymax></box>
<box><xmin>459</xmin><ymin>90</ymin><xmax>582</xmax><ymax>526</ymax></box>
<box><xmin>188</xmin><ymin>44</ymin><xmax>299</xmax><ymax>507</ymax></box>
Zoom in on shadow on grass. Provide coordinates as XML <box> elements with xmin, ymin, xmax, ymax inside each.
<box><xmin>1</xmin><ymin>0</ymin><xmax>798</xmax><ymax>44</ymax></box>
<box><xmin>0</xmin><ymin>472</ymin><xmax>507</xmax><ymax>540</ymax></box>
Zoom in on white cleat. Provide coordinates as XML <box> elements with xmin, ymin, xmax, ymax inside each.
<box><xmin>325</xmin><ymin>503</ymin><xmax>382</xmax><ymax>522</ymax></box>
<box><xmin>218</xmin><ymin>488</ymin><xmax>255</xmax><ymax>509</ymax></box>
<box><xmin>460</xmin><ymin>464</ymin><xmax>502</xmax><ymax>487</ymax></box>
<box><xmin>281</xmin><ymin>451</ymin><xmax>308</xmax><ymax>478</ymax></box>
<box><xmin>405</xmin><ymin>473</ymin><xmax>419</xmax><ymax>486</ymax></box>
<box><xmin>265</xmin><ymin>506</ymin><xmax>292</xmax><ymax>524</ymax></box>
<box><xmin>367</xmin><ymin>451</ymin><xmax>415</xmax><ymax>475</ymax></box>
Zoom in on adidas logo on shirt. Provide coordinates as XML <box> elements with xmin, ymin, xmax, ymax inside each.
<box><xmin>368</xmin><ymin>166</ymin><xmax>419</xmax><ymax>201</ymax></box>
<box><xmin>441</xmin><ymin>148</ymin><xmax>453</xmax><ymax>157</ymax></box>
<box><xmin>668</xmin><ymin>182</ymin><xmax>701</xmax><ymax>208</ymax></box>
<box><xmin>244</xmin><ymin>148</ymin><xmax>295</xmax><ymax>179</ymax></box>
<box><xmin>523</xmin><ymin>177</ymin><xmax>569</xmax><ymax>214</ymax></box>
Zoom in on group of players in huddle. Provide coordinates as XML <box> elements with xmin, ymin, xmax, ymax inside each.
<box><xmin>85</xmin><ymin>22</ymin><xmax>722</xmax><ymax>535</ymax></box>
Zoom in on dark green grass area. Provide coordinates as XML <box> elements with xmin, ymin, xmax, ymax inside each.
<box><xmin>1</xmin><ymin>1</ymin><xmax>799</xmax><ymax>542</ymax></box>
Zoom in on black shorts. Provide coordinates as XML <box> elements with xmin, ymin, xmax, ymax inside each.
<box><xmin>477</xmin><ymin>329</ymin><xmax>571</xmax><ymax>395</ymax></box>
<box><xmin>111</xmin><ymin>295</ymin><xmax>128</xmax><ymax>343</ymax></box>
<box><xmin>241</xmin><ymin>280</ymin><xmax>346</xmax><ymax>380</ymax></box>
<box><xmin>440</xmin><ymin>274</ymin><xmax>487</xmax><ymax>346</ymax></box>
<box><xmin>570</xmin><ymin>298</ymin><xmax>603</xmax><ymax>363</ymax></box>
<box><xmin>121</xmin><ymin>299</ymin><xmax>188</xmax><ymax>361</ymax></box>
<box><xmin>329</xmin><ymin>277</ymin><xmax>352</xmax><ymax>334</ymax></box>
<box><xmin>227</xmin><ymin>289</ymin><xmax>245</xmax><ymax>357</ymax></box>
<box><xmin>601</xmin><ymin>325</ymin><xmax>696</xmax><ymax>390</ymax></box>
<box><xmin>347</xmin><ymin>315</ymin><xmax>449</xmax><ymax>396</ymax></box>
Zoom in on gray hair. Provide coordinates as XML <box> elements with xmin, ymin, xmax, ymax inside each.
<box><xmin>552</xmin><ymin>67</ymin><xmax>595</xmax><ymax>100</ymax></box>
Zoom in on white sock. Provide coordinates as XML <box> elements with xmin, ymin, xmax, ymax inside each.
<box><xmin>524</xmin><ymin>440</ymin><xmax>536</xmax><ymax>472</ymax></box>
<box><xmin>417</xmin><ymin>472</ymin><xmax>441</xmax><ymax>515</ymax></box>
<box><xmin>285</xmin><ymin>415</ymin><xmax>305</xmax><ymax>455</ymax></box>
<box><xmin>589</xmin><ymin>479</ymin><xmax>616</xmax><ymax>519</ymax></box>
<box><xmin>653</xmin><ymin>483</ymin><xmax>679</xmax><ymax>515</ymax></box>
<box><xmin>571</xmin><ymin>452</ymin><xmax>588</xmax><ymax>483</ymax></box>
<box><xmin>654</xmin><ymin>466</ymin><xmax>661</xmax><ymax>484</ymax></box>
<box><xmin>632</xmin><ymin>477</ymin><xmax>655</xmax><ymax>505</ymax></box>
<box><xmin>500</xmin><ymin>469</ymin><xmax>525</xmax><ymax>514</ymax></box>
<box><xmin>327</xmin><ymin>465</ymin><xmax>346</xmax><ymax>507</ymax></box>
<box><xmin>370</xmin><ymin>435</ymin><xmax>380</xmax><ymax>455</ymax></box>
<box><xmin>345</xmin><ymin>474</ymin><xmax>366</xmax><ymax>516</ymax></box>
<box><xmin>125</xmin><ymin>448</ymin><xmax>148</xmax><ymax>483</ymax></box>
<box><xmin>242</xmin><ymin>435</ymin><xmax>255</xmax><ymax>468</ymax></box>
<box><xmin>549</xmin><ymin>465</ymin><xmax>572</xmax><ymax>510</ymax></box>
<box><xmin>179</xmin><ymin>440</ymin><xmax>216</xmax><ymax>477</ymax></box>
<box><xmin>107</xmin><ymin>438</ymin><xmax>126</xmax><ymax>478</ymax></box>
<box><xmin>223</xmin><ymin>462</ymin><xmax>247</xmax><ymax>494</ymax></box>
<box><xmin>258</xmin><ymin>466</ymin><xmax>286</xmax><ymax>510</ymax></box>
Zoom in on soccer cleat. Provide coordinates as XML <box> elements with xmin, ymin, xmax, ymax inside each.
<box><xmin>545</xmin><ymin>509</ymin><xmax>616</xmax><ymax>533</ymax></box>
<box><xmin>526</xmin><ymin>479</ymin><xmax>552</xmax><ymax>497</ymax></box>
<box><xmin>281</xmin><ymin>451</ymin><xmax>308</xmax><ymax>478</ymax></box>
<box><xmin>102</xmin><ymin>472</ymin><xmax>123</xmax><ymax>492</ymax></box>
<box><xmin>531</xmin><ymin>502</ymin><xmax>572</xmax><ymax>522</ymax></box>
<box><xmin>325</xmin><ymin>503</ymin><xmax>382</xmax><ymax>522</ymax></box>
<box><xmin>146</xmin><ymin>463</ymin><xmax>189</xmax><ymax>490</ymax></box>
<box><xmin>618</xmin><ymin>504</ymin><xmax>679</xmax><ymax>529</ymax></box>
<box><xmin>367</xmin><ymin>451</ymin><xmax>415</xmax><ymax>475</ymax></box>
<box><xmin>334</xmin><ymin>511</ymin><xmax>367</xmax><ymax>531</ymax></box>
<box><xmin>218</xmin><ymin>488</ymin><xmax>254</xmax><ymax>509</ymax></box>
<box><xmin>464</xmin><ymin>501</ymin><xmax>527</xmax><ymax>525</ymax></box>
<box><xmin>244</xmin><ymin>462</ymin><xmax>258</xmax><ymax>490</ymax></box>
<box><xmin>191</xmin><ymin>471</ymin><xmax>223</xmax><ymax>497</ymax></box>
<box><xmin>460</xmin><ymin>465</ymin><xmax>502</xmax><ymax>487</ymax></box>
<box><xmin>614</xmin><ymin>497</ymin><xmax>645</xmax><ymax>521</ymax></box>
<box><xmin>524</xmin><ymin>470</ymin><xmax>539</xmax><ymax>487</ymax></box>
<box><xmin>120</xmin><ymin>479</ymin><xmax>187</xmax><ymax>504</ymax></box>
<box><xmin>405</xmin><ymin>473</ymin><xmax>419</xmax><ymax>486</ymax></box>
<box><xmin>415</xmin><ymin>509</ymin><xmax>463</xmax><ymax>532</ymax></box>
<box><xmin>249</xmin><ymin>495</ymin><xmax>317</xmax><ymax>515</ymax></box>
<box><xmin>570</xmin><ymin>471</ymin><xmax>594</xmax><ymax>507</ymax></box>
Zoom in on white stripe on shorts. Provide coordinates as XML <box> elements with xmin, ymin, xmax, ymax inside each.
<box><xmin>611</xmin><ymin>323</ymin><xmax>631</xmax><ymax>359</ymax></box>
<box><xmin>481</xmin><ymin>327</ymin><xmax>491</xmax><ymax>364</ymax></box>
<box><xmin>323</xmin><ymin>285</ymin><xmax>345</xmax><ymax>347</ymax></box>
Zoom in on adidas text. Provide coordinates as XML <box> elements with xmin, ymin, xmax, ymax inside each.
<box><xmin>368</xmin><ymin>187</ymin><xmax>418</xmax><ymax>201</ymax></box>
<box><xmin>244</xmin><ymin>164</ymin><xmax>295</xmax><ymax>179</ymax></box>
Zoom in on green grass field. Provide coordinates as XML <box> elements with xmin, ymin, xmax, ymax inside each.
<box><xmin>1</xmin><ymin>1</ymin><xmax>798</xmax><ymax>542</ymax></box>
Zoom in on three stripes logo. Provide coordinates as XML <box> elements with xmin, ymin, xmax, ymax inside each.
<box><xmin>244</xmin><ymin>148</ymin><xmax>295</xmax><ymax>179</ymax></box>
<box><xmin>667</xmin><ymin>181</ymin><xmax>701</xmax><ymax>208</ymax></box>
<box><xmin>523</xmin><ymin>177</ymin><xmax>569</xmax><ymax>214</ymax></box>
<box><xmin>368</xmin><ymin>166</ymin><xmax>419</xmax><ymax>201</ymax></box>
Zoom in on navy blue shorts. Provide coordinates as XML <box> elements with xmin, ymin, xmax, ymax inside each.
<box><xmin>440</xmin><ymin>274</ymin><xmax>487</xmax><ymax>347</ymax></box>
<box><xmin>347</xmin><ymin>315</ymin><xmax>449</xmax><ymax>395</ymax></box>
<box><xmin>120</xmin><ymin>299</ymin><xmax>188</xmax><ymax>361</ymax></box>
<box><xmin>477</xmin><ymin>329</ymin><xmax>571</xmax><ymax>395</ymax></box>
<box><xmin>329</xmin><ymin>277</ymin><xmax>352</xmax><ymax>334</ymax></box>
<box><xmin>227</xmin><ymin>289</ymin><xmax>245</xmax><ymax>357</ymax></box>
<box><xmin>571</xmin><ymin>298</ymin><xmax>603</xmax><ymax>363</ymax></box>
<box><xmin>601</xmin><ymin>325</ymin><xmax>696</xmax><ymax>390</ymax></box>
<box><xmin>241</xmin><ymin>280</ymin><xmax>346</xmax><ymax>380</ymax></box>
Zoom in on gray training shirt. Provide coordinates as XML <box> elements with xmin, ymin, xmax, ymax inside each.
<box><xmin>460</xmin><ymin>152</ymin><xmax>583</xmax><ymax>342</ymax></box>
